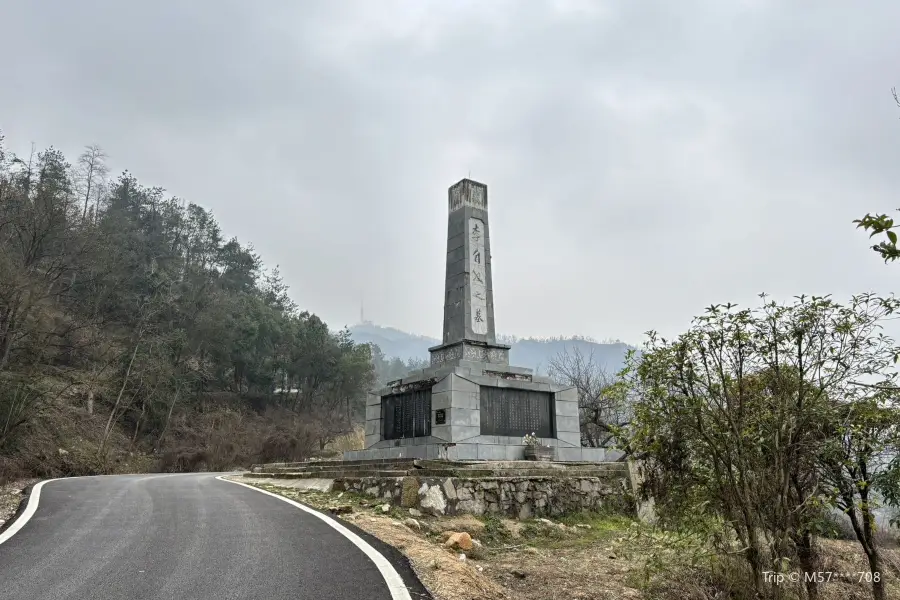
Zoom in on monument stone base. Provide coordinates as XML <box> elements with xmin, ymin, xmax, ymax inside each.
<box><xmin>343</xmin><ymin>359</ymin><xmax>624</xmax><ymax>463</ymax></box>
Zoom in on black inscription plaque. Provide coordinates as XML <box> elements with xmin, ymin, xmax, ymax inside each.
<box><xmin>435</xmin><ymin>409</ymin><xmax>446</xmax><ymax>425</ymax></box>
<box><xmin>382</xmin><ymin>389</ymin><xmax>432</xmax><ymax>440</ymax></box>
<box><xmin>479</xmin><ymin>386</ymin><xmax>553</xmax><ymax>438</ymax></box>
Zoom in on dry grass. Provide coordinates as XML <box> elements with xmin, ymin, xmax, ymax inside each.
<box><xmin>0</xmin><ymin>478</ymin><xmax>37</xmax><ymax>525</ymax></box>
<box><xmin>347</xmin><ymin>515</ymin><xmax>508</xmax><ymax>600</ymax></box>
<box><xmin>814</xmin><ymin>538</ymin><xmax>900</xmax><ymax>600</ymax></box>
<box><xmin>324</xmin><ymin>425</ymin><xmax>365</xmax><ymax>453</ymax></box>
<box><xmin>488</xmin><ymin>545</ymin><xmax>640</xmax><ymax>600</ymax></box>
<box><xmin>0</xmin><ymin>396</ymin><xmax>157</xmax><ymax>481</ymax></box>
<box><xmin>2</xmin><ymin>392</ymin><xmax>340</xmax><ymax>479</ymax></box>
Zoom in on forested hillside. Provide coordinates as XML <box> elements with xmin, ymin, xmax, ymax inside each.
<box><xmin>0</xmin><ymin>134</ymin><xmax>375</xmax><ymax>480</ymax></box>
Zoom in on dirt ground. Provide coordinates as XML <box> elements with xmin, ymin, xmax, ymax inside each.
<box><xmin>242</xmin><ymin>479</ymin><xmax>900</xmax><ymax>600</ymax></box>
<box><xmin>241</xmin><ymin>481</ymin><xmax>652</xmax><ymax>600</ymax></box>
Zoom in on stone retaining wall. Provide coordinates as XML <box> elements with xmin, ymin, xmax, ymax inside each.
<box><xmin>333</xmin><ymin>473</ymin><xmax>633</xmax><ymax>519</ymax></box>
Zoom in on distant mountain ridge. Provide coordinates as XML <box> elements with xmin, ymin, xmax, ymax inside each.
<box><xmin>349</xmin><ymin>322</ymin><xmax>632</xmax><ymax>375</ymax></box>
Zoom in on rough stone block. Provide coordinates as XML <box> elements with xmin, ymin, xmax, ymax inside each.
<box><xmin>365</xmin><ymin>404</ymin><xmax>381</xmax><ymax>421</ymax></box>
<box><xmin>365</xmin><ymin>420</ymin><xmax>380</xmax><ymax>435</ymax></box>
<box><xmin>401</xmin><ymin>477</ymin><xmax>420</xmax><ymax>508</ymax></box>
<box><xmin>364</xmin><ymin>434</ymin><xmax>379</xmax><ymax>449</ymax></box>
<box><xmin>366</xmin><ymin>393</ymin><xmax>381</xmax><ymax>406</ymax></box>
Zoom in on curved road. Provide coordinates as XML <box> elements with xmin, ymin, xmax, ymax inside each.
<box><xmin>0</xmin><ymin>473</ymin><xmax>425</xmax><ymax>600</ymax></box>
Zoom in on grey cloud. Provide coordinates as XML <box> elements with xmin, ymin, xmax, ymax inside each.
<box><xmin>2</xmin><ymin>0</ymin><xmax>899</xmax><ymax>344</ymax></box>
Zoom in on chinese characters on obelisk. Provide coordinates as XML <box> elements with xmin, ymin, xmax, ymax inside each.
<box><xmin>469</xmin><ymin>217</ymin><xmax>488</xmax><ymax>334</ymax></box>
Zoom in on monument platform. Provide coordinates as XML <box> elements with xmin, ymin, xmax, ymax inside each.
<box><xmin>349</xmin><ymin>359</ymin><xmax>622</xmax><ymax>462</ymax></box>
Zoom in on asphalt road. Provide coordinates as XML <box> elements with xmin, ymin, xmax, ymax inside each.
<box><xmin>0</xmin><ymin>473</ymin><xmax>423</xmax><ymax>600</ymax></box>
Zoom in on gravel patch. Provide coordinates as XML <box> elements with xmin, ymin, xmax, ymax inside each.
<box><xmin>0</xmin><ymin>479</ymin><xmax>39</xmax><ymax>529</ymax></box>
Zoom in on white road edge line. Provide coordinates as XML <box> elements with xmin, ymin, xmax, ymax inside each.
<box><xmin>217</xmin><ymin>475</ymin><xmax>413</xmax><ymax>600</ymax></box>
<box><xmin>0</xmin><ymin>478</ymin><xmax>62</xmax><ymax>546</ymax></box>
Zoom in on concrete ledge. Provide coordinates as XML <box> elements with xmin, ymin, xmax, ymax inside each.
<box><xmin>240</xmin><ymin>476</ymin><xmax>335</xmax><ymax>492</ymax></box>
<box><xmin>345</xmin><ymin>442</ymin><xmax>624</xmax><ymax>463</ymax></box>
<box><xmin>460</xmin><ymin>374</ymin><xmax>552</xmax><ymax>393</ymax></box>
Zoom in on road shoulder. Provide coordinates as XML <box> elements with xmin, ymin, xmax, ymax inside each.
<box><xmin>219</xmin><ymin>476</ymin><xmax>432</xmax><ymax>600</ymax></box>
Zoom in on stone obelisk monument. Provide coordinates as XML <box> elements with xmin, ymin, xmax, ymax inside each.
<box><xmin>345</xmin><ymin>178</ymin><xmax>620</xmax><ymax>463</ymax></box>
<box><xmin>427</xmin><ymin>179</ymin><xmax>512</xmax><ymax>368</ymax></box>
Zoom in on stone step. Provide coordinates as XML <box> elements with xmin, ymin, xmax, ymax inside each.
<box><xmin>451</xmin><ymin>460</ymin><xmax>626</xmax><ymax>470</ymax></box>
<box><xmin>246</xmin><ymin>467</ymin><xmax>625</xmax><ymax>480</ymax></box>
<box><xmin>251</xmin><ymin>459</ymin><xmax>628</xmax><ymax>478</ymax></box>
<box><xmin>411</xmin><ymin>468</ymin><xmax>623</xmax><ymax>478</ymax></box>
<box><xmin>411</xmin><ymin>459</ymin><xmax>483</xmax><ymax>470</ymax></box>
<box><xmin>259</xmin><ymin>459</ymin><xmax>624</xmax><ymax>471</ymax></box>
<box><xmin>445</xmin><ymin>466</ymin><xmax>627</xmax><ymax>475</ymax></box>
<box><xmin>252</xmin><ymin>459</ymin><xmax>417</xmax><ymax>472</ymax></box>
<box><xmin>247</xmin><ymin>470</ymin><xmax>412</xmax><ymax>479</ymax></box>
<box><xmin>260</xmin><ymin>465</ymin><xmax>414</xmax><ymax>475</ymax></box>
<box><xmin>255</xmin><ymin>457</ymin><xmax>418</xmax><ymax>469</ymax></box>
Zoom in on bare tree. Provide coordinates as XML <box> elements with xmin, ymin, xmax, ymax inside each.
<box><xmin>76</xmin><ymin>145</ymin><xmax>108</xmax><ymax>221</ymax></box>
<box><xmin>548</xmin><ymin>347</ymin><xmax>630</xmax><ymax>447</ymax></box>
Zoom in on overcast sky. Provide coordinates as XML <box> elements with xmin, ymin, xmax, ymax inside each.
<box><xmin>3</xmin><ymin>0</ymin><xmax>900</xmax><ymax>345</ymax></box>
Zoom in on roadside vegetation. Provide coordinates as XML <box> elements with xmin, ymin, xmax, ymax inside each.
<box><xmin>0</xmin><ymin>132</ymin><xmax>376</xmax><ymax>481</ymax></box>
